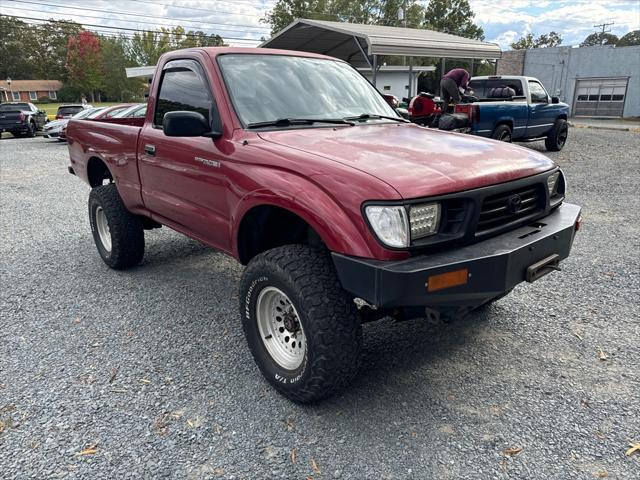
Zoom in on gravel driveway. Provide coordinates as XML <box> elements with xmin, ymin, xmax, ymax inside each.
<box><xmin>1</xmin><ymin>129</ymin><xmax>638</xmax><ymax>479</ymax></box>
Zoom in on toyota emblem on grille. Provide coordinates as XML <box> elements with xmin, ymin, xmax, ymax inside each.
<box><xmin>507</xmin><ymin>194</ymin><xmax>522</xmax><ymax>213</ymax></box>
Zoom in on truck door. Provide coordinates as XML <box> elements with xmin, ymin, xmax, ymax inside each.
<box><xmin>137</xmin><ymin>58</ymin><xmax>231</xmax><ymax>252</ymax></box>
<box><xmin>526</xmin><ymin>80</ymin><xmax>555</xmax><ymax>138</ymax></box>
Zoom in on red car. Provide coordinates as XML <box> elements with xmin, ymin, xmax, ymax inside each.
<box><xmin>66</xmin><ymin>48</ymin><xmax>581</xmax><ymax>403</ymax></box>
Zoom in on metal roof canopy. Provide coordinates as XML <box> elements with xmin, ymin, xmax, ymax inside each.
<box><xmin>260</xmin><ymin>19</ymin><xmax>502</xmax><ymax>68</ymax></box>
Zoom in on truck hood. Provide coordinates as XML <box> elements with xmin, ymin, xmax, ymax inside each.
<box><xmin>258</xmin><ymin>123</ymin><xmax>555</xmax><ymax>199</ymax></box>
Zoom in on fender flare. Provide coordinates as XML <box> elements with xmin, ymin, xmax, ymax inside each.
<box><xmin>231</xmin><ymin>184</ymin><xmax>376</xmax><ymax>260</ymax></box>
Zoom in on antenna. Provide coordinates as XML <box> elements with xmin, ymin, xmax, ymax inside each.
<box><xmin>593</xmin><ymin>22</ymin><xmax>614</xmax><ymax>44</ymax></box>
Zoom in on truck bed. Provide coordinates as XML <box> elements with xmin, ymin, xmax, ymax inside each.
<box><xmin>67</xmin><ymin>119</ymin><xmax>145</xmax><ymax>213</ymax></box>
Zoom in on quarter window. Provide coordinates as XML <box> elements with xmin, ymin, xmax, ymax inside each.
<box><xmin>154</xmin><ymin>60</ymin><xmax>213</xmax><ymax>127</ymax></box>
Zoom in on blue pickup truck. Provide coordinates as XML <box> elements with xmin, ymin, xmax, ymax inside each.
<box><xmin>453</xmin><ymin>76</ymin><xmax>570</xmax><ymax>151</ymax></box>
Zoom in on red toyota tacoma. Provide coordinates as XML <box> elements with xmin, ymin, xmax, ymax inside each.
<box><xmin>66</xmin><ymin>48</ymin><xmax>582</xmax><ymax>403</ymax></box>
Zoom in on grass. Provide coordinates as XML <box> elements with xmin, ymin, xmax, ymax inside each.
<box><xmin>35</xmin><ymin>102</ymin><xmax>121</xmax><ymax>120</ymax></box>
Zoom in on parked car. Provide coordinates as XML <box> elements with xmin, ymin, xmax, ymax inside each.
<box><xmin>453</xmin><ymin>75</ymin><xmax>570</xmax><ymax>151</ymax></box>
<box><xmin>66</xmin><ymin>48</ymin><xmax>582</xmax><ymax>403</ymax></box>
<box><xmin>111</xmin><ymin>103</ymin><xmax>147</xmax><ymax>119</ymax></box>
<box><xmin>90</xmin><ymin>104</ymin><xmax>136</xmax><ymax>120</ymax></box>
<box><xmin>0</xmin><ymin>102</ymin><xmax>48</xmax><ymax>137</ymax></box>
<box><xmin>58</xmin><ymin>107</ymin><xmax>110</xmax><ymax>141</ymax></box>
<box><xmin>43</xmin><ymin>107</ymin><xmax>105</xmax><ymax>140</ymax></box>
<box><xmin>55</xmin><ymin>104</ymin><xmax>93</xmax><ymax>119</ymax></box>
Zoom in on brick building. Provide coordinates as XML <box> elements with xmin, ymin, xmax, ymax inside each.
<box><xmin>0</xmin><ymin>80</ymin><xmax>63</xmax><ymax>103</ymax></box>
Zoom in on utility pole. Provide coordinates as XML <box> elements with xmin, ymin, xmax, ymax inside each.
<box><xmin>593</xmin><ymin>22</ymin><xmax>614</xmax><ymax>44</ymax></box>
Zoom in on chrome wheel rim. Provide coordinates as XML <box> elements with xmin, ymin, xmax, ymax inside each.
<box><xmin>256</xmin><ymin>286</ymin><xmax>306</xmax><ymax>370</ymax></box>
<box><xmin>95</xmin><ymin>206</ymin><xmax>112</xmax><ymax>252</ymax></box>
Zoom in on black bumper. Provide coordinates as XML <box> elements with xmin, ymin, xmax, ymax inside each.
<box><xmin>332</xmin><ymin>203</ymin><xmax>581</xmax><ymax>308</ymax></box>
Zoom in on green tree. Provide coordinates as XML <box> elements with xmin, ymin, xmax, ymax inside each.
<box><xmin>263</xmin><ymin>1</ymin><xmax>427</xmax><ymax>35</ymax></box>
<box><xmin>99</xmin><ymin>36</ymin><xmax>145</xmax><ymax>101</ymax></box>
<box><xmin>127</xmin><ymin>26</ymin><xmax>223</xmax><ymax>65</ymax></box>
<box><xmin>0</xmin><ymin>16</ymin><xmax>81</xmax><ymax>80</ymax></box>
<box><xmin>66</xmin><ymin>30</ymin><xmax>104</xmax><ymax>102</ymax></box>
<box><xmin>511</xmin><ymin>31</ymin><xmax>562</xmax><ymax>50</ymax></box>
<box><xmin>422</xmin><ymin>0</ymin><xmax>484</xmax><ymax>40</ymax></box>
<box><xmin>580</xmin><ymin>32</ymin><xmax>619</xmax><ymax>46</ymax></box>
<box><xmin>617</xmin><ymin>30</ymin><xmax>640</xmax><ymax>47</ymax></box>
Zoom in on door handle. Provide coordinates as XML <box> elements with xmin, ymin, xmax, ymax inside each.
<box><xmin>144</xmin><ymin>144</ymin><xmax>156</xmax><ymax>156</ymax></box>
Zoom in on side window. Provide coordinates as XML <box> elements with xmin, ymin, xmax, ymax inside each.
<box><xmin>528</xmin><ymin>81</ymin><xmax>548</xmax><ymax>103</ymax></box>
<box><xmin>154</xmin><ymin>60</ymin><xmax>213</xmax><ymax>127</ymax></box>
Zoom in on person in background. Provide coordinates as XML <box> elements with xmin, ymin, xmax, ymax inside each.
<box><xmin>440</xmin><ymin>68</ymin><xmax>470</xmax><ymax>112</ymax></box>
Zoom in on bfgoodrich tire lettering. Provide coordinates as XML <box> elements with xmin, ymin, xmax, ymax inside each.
<box><xmin>239</xmin><ymin>245</ymin><xmax>362</xmax><ymax>403</ymax></box>
<box><xmin>88</xmin><ymin>183</ymin><xmax>144</xmax><ymax>269</ymax></box>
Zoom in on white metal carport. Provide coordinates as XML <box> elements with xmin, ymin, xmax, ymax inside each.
<box><xmin>260</xmin><ymin>19</ymin><xmax>501</xmax><ymax>89</ymax></box>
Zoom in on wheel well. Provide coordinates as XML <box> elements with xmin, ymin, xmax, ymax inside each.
<box><xmin>495</xmin><ymin>120</ymin><xmax>513</xmax><ymax>131</ymax></box>
<box><xmin>558</xmin><ymin>114</ymin><xmax>568</xmax><ymax>121</ymax></box>
<box><xmin>237</xmin><ymin>205</ymin><xmax>323</xmax><ymax>265</ymax></box>
<box><xmin>87</xmin><ymin>157</ymin><xmax>113</xmax><ymax>187</ymax></box>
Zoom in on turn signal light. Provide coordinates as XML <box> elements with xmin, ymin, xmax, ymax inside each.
<box><xmin>575</xmin><ymin>215</ymin><xmax>583</xmax><ymax>232</ymax></box>
<box><xmin>427</xmin><ymin>268</ymin><xmax>469</xmax><ymax>292</ymax></box>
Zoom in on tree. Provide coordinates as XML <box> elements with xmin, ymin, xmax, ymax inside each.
<box><xmin>511</xmin><ymin>31</ymin><xmax>562</xmax><ymax>50</ymax></box>
<box><xmin>263</xmin><ymin>1</ymin><xmax>427</xmax><ymax>35</ymax></box>
<box><xmin>580</xmin><ymin>32</ymin><xmax>619</xmax><ymax>47</ymax></box>
<box><xmin>99</xmin><ymin>36</ymin><xmax>145</xmax><ymax>102</ymax></box>
<box><xmin>422</xmin><ymin>0</ymin><xmax>484</xmax><ymax>40</ymax></box>
<box><xmin>127</xmin><ymin>26</ymin><xmax>223</xmax><ymax>66</ymax></box>
<box><xmin>617</xmin><ymin>30</ymin><xmax>640</xmax><ymax>47</ymax></box>
<box><xmin>0</xmin><ymin>16</ymin><xmax>82</xmax><ymax>80</ymax></box>
<box><xmin>66</xmin><ymin>31</ymin><xmax>104</xmax><ymax>102</ymax></box>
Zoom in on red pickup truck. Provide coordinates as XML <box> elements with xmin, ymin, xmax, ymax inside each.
<box><xmin>66</xmin><ymin>47</ymin><xmax>581</xmax><ymax>403</ymax></box>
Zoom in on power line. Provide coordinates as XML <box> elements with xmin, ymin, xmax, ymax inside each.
<box><xmin>123</xmin><ymin>0</ymin><xmax>273</xmax><ymax>19</ymax></box>
<box><xmin>4</xmin><ymin>0</ymin><xmax>270</xmax><ymax>31</ymax></box>
<box><xmin>1</xmin><ymin>15</ymin><xmax>264</xmax><ymax>42</ymax></box>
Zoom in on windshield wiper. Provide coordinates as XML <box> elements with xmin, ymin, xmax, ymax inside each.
<box><xmin>246</xmin><ymin>118</ymin><xmax>355</xmax><ymax>129</ymax></box>
<box><xmin>344</xmin><ymin>113</ymin><xmax>409</xmax><ymax>123</ymax></box>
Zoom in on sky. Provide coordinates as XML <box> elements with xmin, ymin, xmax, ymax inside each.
<box><xmin>1</xmin><ymin>0</ymin><xmax>639</xmax><ymax>49</ymax></box>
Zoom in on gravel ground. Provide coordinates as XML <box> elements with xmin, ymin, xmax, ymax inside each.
<box><xmin>1</xmin><ymin>129</ymin><xmax>639</xmax><ymax>479</ymax></box>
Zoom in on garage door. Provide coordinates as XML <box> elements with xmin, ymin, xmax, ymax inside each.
<box><xmin>573</xmin><ymin>78</ymin><xmax>628</xmax><ymax>117</ymax></box>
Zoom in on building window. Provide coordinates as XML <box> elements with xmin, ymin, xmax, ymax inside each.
<box><xmin>48</xmin><ymin>91</ymin><xmax>57</xmax><ymax>100</ymax></box>
<box><xmin>29</xmin><ymin>91</ymin><xmax>37</xmax><ymax>100</ymax></box>
<box><xmin>12</xmin><ymin>91</ymin><xmax>20</xmax><ymax>101</ymax></box>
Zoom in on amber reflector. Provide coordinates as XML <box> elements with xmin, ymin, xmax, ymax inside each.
<box><xmin>427</xmin><ymin>268</ymin><xmax>469</xmax><ymax>292</ymax></box>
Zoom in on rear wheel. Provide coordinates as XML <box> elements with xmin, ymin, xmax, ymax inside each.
<box><xmin>26</xmin><ymin>122</ymin><xmax>36</xmax><ymax>138</ymax></box>
<box><xmin>491</xmin><ymin>124</ymin><xmax>512</xmax><ymax>142</ymax></box>
<box><xmin>545</xmin><ymin>119</ymin><xmax>568</xmax><ymax>151</ymax></box>
<box><xmin>88</xmin><ymin>183</ymin><xmax>144</xmax><ymax>269</ymax></box>
<box><xmin>239</xmin><ymin>245</ymin><xmax>362</xmax><ymax>403</ymax></box>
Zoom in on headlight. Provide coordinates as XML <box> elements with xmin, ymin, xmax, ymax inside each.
<box><xmin>364</xmin><ymin>205</ymin><xmax>409</xmax><ymax>248</ymax></box>
<box><xmin>409</xmin><ymin>203</ymin><xmax>440</xmax><ymax>239</ymax></box>
<box><xmin>547</xmin><ymin>171</ymin><xmax>560</xmax><ymax>196</ymax></box>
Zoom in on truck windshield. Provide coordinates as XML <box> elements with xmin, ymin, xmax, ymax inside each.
<box><xmin>217</xmin><ymin>54</ymin><xmax>399</xmax><ymax>127</ymax></box>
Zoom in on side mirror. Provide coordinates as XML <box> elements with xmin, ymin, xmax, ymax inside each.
<box><xmin>162</xmin><ymin>111</ymin><xmax>221</xmax><ymax>138</ymax></box>
<box><xmin>551</xmin><ymin>96</ymin><xmax>560</xmax><ymax>104</ymax></box>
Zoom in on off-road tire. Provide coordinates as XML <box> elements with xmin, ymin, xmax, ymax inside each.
<box><xmin>239</xmin><ymin>245</ymin><xmax>362</xmax><ymax>403</ymax></box>
<box><xmin>545</xmin><ymin>118</ymin><xmax>568</xmax><ymax>151</ymax></box>
<box><xmin>491</xmin><ymin>124</ymin><xmax>512</xmax><ymax>142</ymax></box>
<box><xmin>88</xmin><ymin>183</ymin><xmax>144</xmax><ymax>269</ymax></box>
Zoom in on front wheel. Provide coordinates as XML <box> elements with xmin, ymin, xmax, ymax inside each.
<box><xmin>545</xmin><ymin>119</ymin><xmax>568</xmax><ymax>151</ymax></box>
<box><xmin>88</xmin><ymin>183</ymin><xmax>144</xmax><ymax>269</ymax></box>
<box><xmin>491</xmin><ymin>124</ymin><xmax>512</xmax><ymax>142</ymax></box>
<box><xmin>239</xmin><ymin>245</ymin><xmax>362</xmax><ymax>403</ymax></box>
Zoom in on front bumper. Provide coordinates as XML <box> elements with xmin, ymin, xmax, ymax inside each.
<box><xmin>333</xmin><ymin>203</ymin><xmax>581</xmax><ymax>308</ymax></box>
